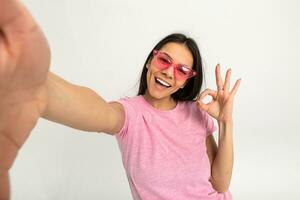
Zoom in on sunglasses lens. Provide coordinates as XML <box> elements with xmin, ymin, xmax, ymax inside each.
<box><xmin>177</xmin><ymin>66</ymin><xmax>190</xmax><ymax>75</ymax></box>
<box><xmin>156</xmin><ymin>55</ymin><xmax>171</xmax><ymax>68</ymax></box>
<box><xmin>176</xmin><ymin>66</ymin><xmax>193</xmax><ymax>79</ymax></box>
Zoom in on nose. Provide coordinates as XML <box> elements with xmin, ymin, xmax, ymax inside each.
<box><xmin>161</xmin><ymin>64</ymin><xmax>175</xmax><ymax>80</ymax></box>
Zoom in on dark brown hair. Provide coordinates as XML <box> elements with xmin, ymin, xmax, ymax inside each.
<box><xmin>137</xmin><ymin>33</ymin><xmax>203</xmax><ymax>101</ymax></box>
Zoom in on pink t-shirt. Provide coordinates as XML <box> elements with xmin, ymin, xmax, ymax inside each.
<box><xmin>112</xmin><ymin>95</ymin><xmax>232</xmax><ymax>200</ymax></box>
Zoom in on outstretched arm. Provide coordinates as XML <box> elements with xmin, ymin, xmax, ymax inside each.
<box><xmin>42</xmin><ymin>71</ymin><xmax>125</xmax><ymax>134</ymax></box>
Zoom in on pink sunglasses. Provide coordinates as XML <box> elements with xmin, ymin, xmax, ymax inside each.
<box><xmin>152</xmin><ymin>50</ymin><xmax>197</xmax><ymax>80</ymax></box>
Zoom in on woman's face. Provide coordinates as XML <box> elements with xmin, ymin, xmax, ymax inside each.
<box><xmin>145</xmin><ymin>42</ymin><xmax>194</xmax><ymax>100</ymax></box>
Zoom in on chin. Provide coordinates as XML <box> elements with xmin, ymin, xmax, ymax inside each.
<box><xmin>147</xmin><ymin>84</ymin><xmax>177</xmax><ymax>101</ymax></box>
<box><xmin>145</xmin><ymin>73</ymin><xmax>179</xmax><ymax>100</ymax></box>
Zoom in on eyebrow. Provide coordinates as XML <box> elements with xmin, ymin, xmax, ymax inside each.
<box><xmin>161</xmin><ymin>52</ymin><xmax>173</xmax><ymax>61</ymax></box>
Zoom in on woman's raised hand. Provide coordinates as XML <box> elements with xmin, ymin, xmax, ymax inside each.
<box><xmin>196</xmin><ymin>64</ymin><xmax>241</xmax><ymax>122</ymax></box>
<box><xmin>0</xmin><ymin>1</ymin><xmax>50</xmax><ymax>198</ymax></box>
<box><xmin>0</xmin><ymin>0</ymin><xmax>50</xmax><ymax>94</ymax></box>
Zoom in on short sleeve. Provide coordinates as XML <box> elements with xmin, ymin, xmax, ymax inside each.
<box><xmin>204</xmin><ymin>112</ymin><xmax>217</xmax><ymax>137</ymax></box>
<box><xmin>109</xmin><ymin>97</ymin><xmax>133</xmax><ymax>138</ymax></box>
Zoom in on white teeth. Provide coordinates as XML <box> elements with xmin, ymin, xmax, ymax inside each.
<box><xmin>155</xmin><ymin>77</ymin><xmax>171</xmax><ymax>87</ymax></box>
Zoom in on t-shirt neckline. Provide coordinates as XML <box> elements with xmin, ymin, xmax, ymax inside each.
<box><xmin>139</xmin><ymin>95</ymin><xmax>180</xmax><ymax>114</ymax></box>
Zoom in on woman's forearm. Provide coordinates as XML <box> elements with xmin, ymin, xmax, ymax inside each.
<box><xmin>211</xmin><ymin>119</ymin><xmax>234</xmax><ymax>192</ymax></box>
<box><xmin>42</xmin><ymin>72</ymin><xmax>115</xmax><ymax>133</ymax></box>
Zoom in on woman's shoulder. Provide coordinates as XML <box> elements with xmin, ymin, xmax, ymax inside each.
<box><xmin>114</xmin><ymin>95</ymin><xmax>145</xmax><ymax>113</ymax></box>
<box><xmin>117</xmin><ymin>95</ymin><xmax>142</xmax><ymax>104</ymax></box>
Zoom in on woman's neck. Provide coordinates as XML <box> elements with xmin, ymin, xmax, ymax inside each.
<box><xmin>143</xmin><ymin>91</ymin><xmax>177</xmax><ymax>111</ymax></box>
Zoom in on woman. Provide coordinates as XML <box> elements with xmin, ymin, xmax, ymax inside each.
<box><xmin>0</xmin><ymin>1</ymin><xmax>240</xmax><ymax>200</ymax></box>
<box><xmin>109</xmin><ymin>33</ymin><xmax>240</xmax><ymax>200</ymax></box>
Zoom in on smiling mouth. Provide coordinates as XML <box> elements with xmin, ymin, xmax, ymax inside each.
<box><xmin>154</xmin><ymin>77</ymin><xmax>171</xmax><ymax>88</ymax></box>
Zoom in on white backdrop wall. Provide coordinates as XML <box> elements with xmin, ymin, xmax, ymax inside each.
<box><xmin>10</xmin><ymin>0</ymin><xmax>300</xmax><ymax>199</ymax></box>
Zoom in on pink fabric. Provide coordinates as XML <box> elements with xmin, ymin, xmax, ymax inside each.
<box><xmin>111</xmin><ymin>95</ymin><xmax>232</xmax><ymax>200</ymax></box>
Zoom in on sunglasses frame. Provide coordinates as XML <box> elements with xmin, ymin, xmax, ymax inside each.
<box><xmin>152</xmin><ymin>50</ymin><xmax>197</xmax><ymax>80</ymax></box>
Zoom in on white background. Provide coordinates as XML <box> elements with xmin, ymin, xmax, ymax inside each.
<box><xmin>10</xmin><ymin>0</ymin><xmax>300</xmax><ymax>199</ymax></box>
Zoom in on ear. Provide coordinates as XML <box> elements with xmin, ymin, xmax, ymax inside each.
<box><xmin>146</xmin><ymin>60</ymin><xmax>151</xmax><ymax>69</ymax></box>
<box><xmin>146</xmin><ymin>56</ymin><xmax>154</xmax><ymax>69</ymax></box>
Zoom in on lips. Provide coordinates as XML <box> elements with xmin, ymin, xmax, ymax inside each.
<box><xmin>154</xmin><ymin>77</ymin><xmax>171</xmax><ymax>88</ymax></box>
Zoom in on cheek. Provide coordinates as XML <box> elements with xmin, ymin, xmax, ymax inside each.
<box><xmin>146</xmin><ymin>69</ymin><xmax>155</xmax><ymax>88</ymax></box>
<box><xmin>147</xmin><ymin>67</ymin><xmax>158</xmax><ymax>82</ymax></box>
<box><xmin>174</xmin><ymin>80</ymin><xmax>186</xmax><ymax>89</ymax></box>
<box><xmin>146</xmin><ymin>69</ymin><xmax>152</xmax><ymax>83</ymax></box>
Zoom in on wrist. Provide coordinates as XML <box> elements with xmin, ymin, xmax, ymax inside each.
<box><xmin>217</xmin><ymin>118</ymin><xmax>233</xmax><ymax>124</ymax></box>
<box><xmin>218</xmin><ymin>119</ymin><xmax>233</xmax><ymax>138</ymax></box>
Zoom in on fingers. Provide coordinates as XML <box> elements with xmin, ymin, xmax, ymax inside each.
<box><xmin>223</xmin><ymin>68</ymin><xmax>231</xmax><ymax>92</ymax></box>
<box><xmin>0</xmin><ymin>30</ymin><xmax>5</xmax><ymax>52</ymax></box>
<box><xmin>0</xmin><ymin>1</ymin><xmax>37</xmax><ymax>42</ymax></box>
<box><xmin>0</xmin><ymin>0</ymin><xmax>24</xmax><ymax>28</ymax></box>
<box><xmin>198</xmin><ymin>89</ymin><xmax>217</xmax><ymax>100</ymax></box>
<box><xmin>0</xmin><ymin>0</ymin><xmax>19</xmax><ymax>25</ymax></box>
<box><xmin>215</xmin><ymin>64</ymin><xmax>223</xmax><ymax>91</ymax></box>
<box><xmin>230</xmin><ymin>78</ymin><xmax>241</xmax><ymax>96</ymax></box>
<box><xmin>197</xmin><ymin>89</ymin><xmax>217</xmax><ymax>111</ymax></box>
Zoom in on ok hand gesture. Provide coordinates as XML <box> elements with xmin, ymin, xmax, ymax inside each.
<box><xmin>197</xmin><ymin>64</ymin><xmax>241</xmax><ymax>122</ymax></box>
